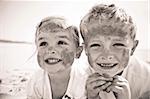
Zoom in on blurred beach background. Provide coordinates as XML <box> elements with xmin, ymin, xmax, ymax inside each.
<box><xmin>0</xmin><ymin>0</ymin><xmax>149</xmax><ymax>99</ymax></box>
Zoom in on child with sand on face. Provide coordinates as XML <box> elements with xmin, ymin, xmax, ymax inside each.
<box><xmin>26</xmin><ymin>16</ymin><xmax>87</xmax><ymax>99</ymax></box>
<box><xmin>80</xmin><ymin>4</ymin><xmax>150</xmax><ymax>99</ymax></box>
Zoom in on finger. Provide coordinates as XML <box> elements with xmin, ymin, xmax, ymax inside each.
<box><xmin>106</xmin><ymin>80</ymin><xmax>129</xmax><ymax>92</ymax></box>
<box><xmin>114</xmin><ymin>82</ymin><xmax>130</xmax><ymax>91</ymax></box>
<box><xmin>88</xmin><ymin>73</ymin><xmax>101</xmax><ymax>78</ymax></box>
<box><xmin>113</xmin><ymin>76</ymin><xmax>127</xmax><ymax>83</ymax></box>
<box><xmin>87</xmin><ymin>75</ymin><xmax>113</xmax><ymax>84</ymax></box>
<box><xmin>106</xmin><ymin>85</ymin><xmax>123</xmax><ymax>94</ymax></box>
<box><xmin>92</xmin><ymin>81</ymin><xmax>108</xmax><ymax>89</ymax></box>
<box><xmin>87</xmin><ymin>73</ymin><xmax>100</xmax><ymax>84</ymax></box>
<box><xmin>89</xmin><ymin>73</ymin><xmax>113</xmax><ymax>81</ymax></box>
<box><xmin>87</xmin><ymin>73</ymin><xmax>101</xmax><ymax>83</ymax></box>
<box><xmin>99</xmin><ymin>76</ymin><xmax>113</xmax><ymax>81</ymax></box>
<box><xmin>87</xmin><ymin>77</ymin><xmax>108</xmax><ymax>85</ymax></box>
<box><xmin>95</xmin><ymin>82</ymin><xmax>112</xmax><ymax>91</ymax></box>
<box><xmin>86</xmin><ymin>80</ymin><xmax>106</xmax><ymax>90</ymax></box>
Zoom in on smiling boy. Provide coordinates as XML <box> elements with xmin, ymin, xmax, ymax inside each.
<box><xmin>27</xmin><ymin>17</ymin><xmax>85</xmax><ymax>99</ymax></box>
<box><xmin>80</xmin><ymin>4</ymin><xmax>150</xmax><ymax>99</ymax></box>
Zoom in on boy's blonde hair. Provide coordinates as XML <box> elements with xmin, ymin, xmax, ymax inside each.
<box><xmin>35</xmin><ymin>16</ymin><xmax>80</xmax><ymax>47</ymax></box>
<box><xmin>80</xmin><ymin>4</ymin><xmax>137</xmax><ymax>41</ymax></box>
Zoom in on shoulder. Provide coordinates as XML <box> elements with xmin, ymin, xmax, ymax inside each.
<box><xmin>26</xmin><ymin>69</ymin><xmax>49</xmax><ymax>98</ymax></box>
<box><xmin>72</xmin><ymin>62</ymin><xmax>91</xmax><ymax>82</ymax></box>
<box><xmin>125</xmin><ymin>56</ymin><xmax>150</xmax><ymax>98</ymax></box>
<box><xmin>68</xmin><ymin>59</ymin><xmax>90</xmax><ymax>98</ymax></box>
<box><xmin>26</xmin><ymin>69</ymin><xmax>46</xmax><ymax>92</ymax></box>
<box><xmin>29</xmin><ymin>69</ymin><xmax>45</xmax><ymax>84</ymax></box>
<box><xmin>127</xmin><ymin>56</ymin><xmax>150</xmax><ymax>77</ymax></box>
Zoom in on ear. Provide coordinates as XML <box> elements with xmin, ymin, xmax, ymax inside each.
<box><xmin>130</xmin><ymin>40</ymin><xmax>139</xmax><ymax>56</ymax></box>
<box><xmin>35</xmin><ymin>39</ymin><xmax>38</xmax><ymax>49</ymax></box>
<box><xmin>82</xmin><ymin>43</ymin><xmax>88</xmax><ymax>56</ymax></box>
<box><xmin>75</xmin><ymin>46</ymin><xmax>83</xmax><ymax>58</ymax></box>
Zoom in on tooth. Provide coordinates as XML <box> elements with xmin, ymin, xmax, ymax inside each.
<box><xmin>52</xmin><ymin>59</ymin><xmax>55</xmax><ymax>62</ymax></box>
<box><xmin>100</xmin><ymin>63</ymin><xmax>115</xmax><ymax>67</ymax></box>
<box><xmin>48</xmin><ymin>59</ymin><xmax>59</xmax><ymax>63</ymax></box>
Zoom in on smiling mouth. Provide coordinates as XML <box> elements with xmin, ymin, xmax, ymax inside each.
<box><xmin>97</xmin><ymin>63</ymin><xmax>118</xmax><ymax>69</ymax></box>
<box><xmin>45</xmin><ymin>58</ymin><xmax>62</xmax><ymax>65</ymax></box>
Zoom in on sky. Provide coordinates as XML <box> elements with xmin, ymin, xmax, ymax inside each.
<box><xmin>0</xmin><ymin>0</ymin><xmax>149</xmax><ymax>49</ymax></box>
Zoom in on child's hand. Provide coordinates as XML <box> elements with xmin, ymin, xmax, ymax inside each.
<box><xmin>106</xmin><ymin>76</ymin><xmax>131</xmax><ymax>99</ymax></box>
<box><xmin>86</xmin><ymin>73</ymin><xmax>113</xmax><ymax>99</ymax></box>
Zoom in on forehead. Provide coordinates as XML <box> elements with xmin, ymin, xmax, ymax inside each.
<box><xmin>87</xmin><ymin>23</ymin><xmax>130</xmax><ymax>38</ymax></box>
<box><xmin>37</xmin><ymin>30</ymin><xmax>73</xmax><ymax>41</ymax></box>
<box><xmin>88</xmin><ymin>34</ymin><xmax>128</xmax><ymax>42</ymax></box>
<box><xmin>85</xmin><ymin>24</ymin><xmax>132</xmax><ymax>43</ymax></box>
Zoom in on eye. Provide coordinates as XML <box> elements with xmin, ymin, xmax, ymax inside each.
<box><xmin>90</xmin><ymin>44</ymin><xmax>101</xmax><ymax>48</ymax></box>
<box><xmin>39</xmin><ymin>41</ymin><xmax>48</xmax><ymax>47</ymax></box>
<box><xmin>113</xmin><ymin>43</ymin><xmax>125</xmax><ymax>47</ymax></box>
<box><xmin>58</xmin><ymin>41</ymin><xmax>68</xmax><ymax>45</ymax></box>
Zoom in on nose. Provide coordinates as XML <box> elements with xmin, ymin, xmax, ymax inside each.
<box><xmin>99</xmin><ymin>55</ymin><xmax>114</xmax><ymax>61</ymax></box>
<box><xmin>100</xmin><ymin>46</ymin><xmax>114</xmax><ymax>61</ymax></box>
<box><xmin>48</xmin><ymin>46</ymin><xmax>56</xmax><ymax>54</ymax></box>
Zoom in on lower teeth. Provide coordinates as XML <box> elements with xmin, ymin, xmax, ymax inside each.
<box><xmin>101</xmin><ymin>66</ymin><xmax>114</xmax><ymax>69</ymax></box>
<box><xmin>100</xmin><ymin>64</ymin><xmax>117</xmax><ymax>69</ymax></box>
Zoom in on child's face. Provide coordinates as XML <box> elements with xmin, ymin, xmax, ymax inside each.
<box><xmin>85</xmin><ymin>25</ymin><xmax>138</xmax><ymax>77</ymax></box>
<box><xmin>36</xmin><ymin>30</ymin><xmax>78</xmax><ymax>74</ymax></box>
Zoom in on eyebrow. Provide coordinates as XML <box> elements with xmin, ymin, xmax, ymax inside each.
<box><xmin>57</xmin><ymin>35</ymin><xmax>70</xmax><ymax>41</ymax></box>
<box><xmin>38</xmin><ymin>37</ymin><xmax>45</xmax><ymax>41</ymax></box>
<box><xmin>90</xmin><ymin>39</ymin><xmax>102</xmax><ymax>43</ymax></box>
<box><xmin>37</xmin><ymin>35</ymin><xmax>70</xmax><ymax>41</ymax></box>
<box><xmin>113</xmin><ymin>38</ymin><xmax>126</xmax><ymax>41</ymax></box>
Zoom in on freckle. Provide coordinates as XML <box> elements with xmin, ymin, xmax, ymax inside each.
<box><xmin>124</xmin><ymin>18</ymin><xmax>127</xmax><ymax>22</ymax></box>
<box><xmin>117</xmin><ymin>17</ymin><xmax>120</xmax><ymax>21</ymax></box>
<box><xmin>107</xmin><ymin>37</ymin><xmax>111</xmax><ymax>40</ymax></box>
<box><xmin>130</xmin><ymin>27</ymin><xmax>134</xmax><ymax>33</ymax></box>
<box><xmin>123</xmin><ymin>49</ymin><xmax>126</xmax><ymax>56</ymax></box>
<box><xmin>129</xmin><ymin>16</ymin><xmax>133</xmax><ymax>23</ymax></box>
<box><xmin>61</xmin><ymin>50</ymin><xmax>74</xmax><ymax>66</ymax></box>
<box><xmin>122</xmin><ymin>19</ymin><xmax>125</xmax><ymax>22</ymax></box>
<box><xmin>108</xmin><ymin>4</ymin><xmax>115</xmax><ymax>7</ymax></box>
<box><xmin>122</xmin><ymin>49</ymin><xmax>129</xmax><ymax>59</ymax></box>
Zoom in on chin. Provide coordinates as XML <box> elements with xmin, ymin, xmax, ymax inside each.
<box><xmin>93</xmin><ymin>65</ymin><xmax>124</xmax><ymax>78</ymax></box>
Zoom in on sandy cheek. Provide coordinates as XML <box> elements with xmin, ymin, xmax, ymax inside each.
<box><xmin>37</xmin><ymin>54</ymin><xmax>43</xmax><ymax>68</ymax></box>
<box><xmin>61</xmin><ymin>50</ymin><xmax>74</xmax><ymax>67</ymax></box>
<box><xmin>121</xmin><ymin>49</ymin><xmax>130</xmax><ymax>67</ymax></box>
<box><xmin>37</xmin><ymin>51</ymin><xmax>47</xmax><ymax>68</ymax></box>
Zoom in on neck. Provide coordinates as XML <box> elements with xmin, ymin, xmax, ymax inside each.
<box><xmin>48</xmin><ymin>67</ymin><xmax>71</xmax><ymax>81</ymax></box>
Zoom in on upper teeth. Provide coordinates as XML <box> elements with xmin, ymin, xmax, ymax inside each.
<box><xmin>100</xmin><ymin>63</ymin><xmax>115</xmax><ymax>67</ymax></box>
<box><xmin>48</xmin><ymin>59</ymin><xmax>58</xmax><ymax>63</ymax></box>
<box><xmin>47</xmin><ymin>58</ymin><xmax>60</xmax><ymax>63</ymax></box>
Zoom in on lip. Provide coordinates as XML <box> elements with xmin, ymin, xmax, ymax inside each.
<box><xmin>97</xmin><ymin>63</ymin><xmax>118</xmax><ymax>69</ymax></box>
<box><xmin>45</xmin><ymin>58</ymin><xmax>62</xmax><ymax>65</ymax></box>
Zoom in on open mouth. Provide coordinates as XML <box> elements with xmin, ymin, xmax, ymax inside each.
<box><xmin>97</xmin><ymin>63</ymin><xmax>118</xmax><ymax>69</ymax></box>
<box><xmin>45</xmin><ymin>58</ymin><xmax>62</xmax><ymax>65</ymax></box>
